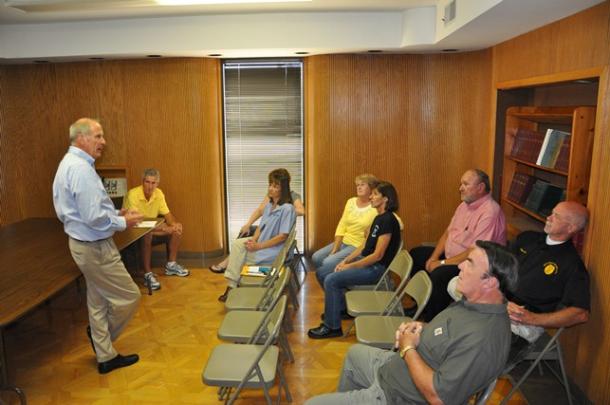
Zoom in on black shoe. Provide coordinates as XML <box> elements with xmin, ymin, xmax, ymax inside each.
<box><xmin>209</xmin><ymin>264</ymin><xmax>226</xmax><ymax>274</ymax></box>
<box><xmin>86</xmin><ymin>326</ymin><xmax>96</xmax><ymax>354</ymax></box>
<box><xmin>98</xmin><ymin>354</ymin><xmax>139</xmax><ymax>374</ymax></box>
<box><xmin>218</xmin><ymin>287</ymin><xmax>232</xmax><ymax>302</ymax></box>
<box><xmin>307</xmin><ymin>324</ymin><xmax>343</xmax><ymax>339</ymax></box>
<box><xmin>320</xmin><ymin>312</ymin><xmax>354</xmax><ymax>321</ymax></box>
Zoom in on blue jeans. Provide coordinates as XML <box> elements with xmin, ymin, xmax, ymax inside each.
<box><xmin>322</xmin><ymin>260</ymin><xmax>385</xmax><ymax>329</ymax></box>
<box><xmin>312</xmin><ymin>242</ymin><xmax>356</xmax><ymax>287</ymax></box>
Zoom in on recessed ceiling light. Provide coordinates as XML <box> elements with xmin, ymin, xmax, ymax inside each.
<box><xmin>157</xmin><ymin>0</ymin><xmax>310</xmax><ymax>5</ymax></box>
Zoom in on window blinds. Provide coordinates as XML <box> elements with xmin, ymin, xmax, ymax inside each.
<box><xmin>222</xmin><ymin>60</ymin><xmax>304</xmax><ymax>249</ymax></box>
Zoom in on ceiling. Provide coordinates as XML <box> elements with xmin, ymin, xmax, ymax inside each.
<box><xmin>0</xmin><ymin>0</ymin><xmax>604</xmax><ymax>62</ymax></box>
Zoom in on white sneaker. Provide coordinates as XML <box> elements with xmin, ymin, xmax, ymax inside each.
<box><xmin>144</xmin><ymin>272</ymin><xmax>161</xmax><ymax>290</ymax></box>
<box><xmin>165</xmin><ymin>262</ymin><xmax>189</xmax><ymax>277</ymax></box>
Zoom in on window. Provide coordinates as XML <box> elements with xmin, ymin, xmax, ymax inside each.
<box><xmin>222</xmin><ymin>60</ymin><xmax>304</xmax><ymax>249</ymax></box>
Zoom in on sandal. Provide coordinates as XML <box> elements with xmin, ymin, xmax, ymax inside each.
<box><xmin>209</xmin><ymin>264</ymin><xmax>226</xmax><ymax>274</ymax></box>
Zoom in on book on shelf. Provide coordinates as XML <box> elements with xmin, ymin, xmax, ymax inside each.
<box><xmin>510</xmin><ymin>128</ymin><xmax>545</xmax><ymax>164</ymax></box>
<box><xmin>240</xmin><ymin>265</ymin><xmax>273</xmax><ymax>278</ymax></box>
<box><xmin>536</xmin><ymin>129</ymin><xmax>571</xmax><ymax>168</ymax></box>
<box><xmin>553</xmin><ymin>135</ymin><xmax>571</xmax><ymax>172</ymax></box>
<box><xmin>538</xmin><ymin>185</ymin><xmax>565</xmax><ymax>217</ymax></box>
<box><xmin>507</xmin><ymin>173</ymin><xmax>537</xmax><ymax>204</ymax></box>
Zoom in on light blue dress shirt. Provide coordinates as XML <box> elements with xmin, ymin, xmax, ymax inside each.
<box><xmin>53</xmin><ymin>146</ymin><xmax>126</xmax><ymax>241</ymax></box>
<box><xmin>253</xmin><ymin>201</ymin><xmax>296</xmax><ymax>264</ymax></box>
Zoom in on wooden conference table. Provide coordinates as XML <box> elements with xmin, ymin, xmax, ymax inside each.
<box><xmin>0</xmin><ymin>217</ymin><xmax>161</xmax><ymax>389</ymax></box>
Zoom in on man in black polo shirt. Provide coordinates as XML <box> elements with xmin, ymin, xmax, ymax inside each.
<box><xmin>305</xmin><ymin>240</ymin><xmax>518</xmax><ymax>405</ymax></box>
<box><xmin>507</xmin><ymin>201</ymin><xmax>590</xmax><ymax>351</ymax></box>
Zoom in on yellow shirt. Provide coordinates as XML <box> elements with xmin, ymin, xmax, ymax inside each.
<box><xmin>123</xmin><ymin>185</ymin><xmax>170</xmax><ymax>218</ymax></box>
<box><xmin>335</xmin><ymin>197</ymin><xmax>378</xmax><ymax>247</ymax></box>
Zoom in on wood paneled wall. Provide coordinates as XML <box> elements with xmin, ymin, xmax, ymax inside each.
<box><xmin>0</xmin><ymin>58</ymin><xmax>225</xmax><ymax>253</ymax></box>
<box><xmin>491</xmin><ymin>2</ymin><xmax>610</xmax><ymax>402</ymax></box>
<box><xmin>305</xmin><ymin>52</ymin><xmax>493</xmax><ymax>252</ymax></box>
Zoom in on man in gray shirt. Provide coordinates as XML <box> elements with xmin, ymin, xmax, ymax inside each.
<box><xmin>306</xmin><ymin>240</ymin><xmax>518</xmax><ymax>405</ymax></box>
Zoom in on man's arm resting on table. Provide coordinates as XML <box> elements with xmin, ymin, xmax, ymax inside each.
<box><xmin>508</xmin><ymin>302</ymin><xmax>589</xmax><ymax>328</ymax></box>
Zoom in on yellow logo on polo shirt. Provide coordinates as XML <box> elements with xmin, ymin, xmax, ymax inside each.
<box><xmin>543</xmin><ymin>262</ymin><xmax>558</xmax><ymax>276</ymax></box>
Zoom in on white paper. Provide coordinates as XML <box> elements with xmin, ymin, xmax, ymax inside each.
<box><xmin>135</xmin><ymin>220</ymin><xmax>158</xmax><ymax>228</ymax></box>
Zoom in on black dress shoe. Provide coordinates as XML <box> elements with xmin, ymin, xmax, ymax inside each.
<box><xmin>307</xmin><ymin>324</ymin><xmax>342</xmax><ymax>339</ymax></box>
<box><xmin>98</xmin><ymin>354</ymin><xmax>139</xmax><ymax>374</ymax></box>
<box><xmin>218</xmin><ymin>287</ymin><xmax>232</xmax><ymax>302</ymax></box>
<box><xmin>86</xmin><ymin>326</ymin><xmax>96</xmax><ymax>354</ymax></box>
<box><xmin>320</xmin><ymin>312</ymin><xmax>354</xmax><ymax>321</ymax></box>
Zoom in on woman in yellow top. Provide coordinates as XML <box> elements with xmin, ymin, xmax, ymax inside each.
<box><xmin>313</xmin><ymin>174</ymin><xmax>379</xmax><ymax>286</ymax></box>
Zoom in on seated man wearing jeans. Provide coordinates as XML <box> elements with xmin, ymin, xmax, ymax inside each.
<box><xmin>123</xmin><ymin>168</ymin><xmax>189</xmax><ymax>290</ymax></box>
<box><xmin>306</xmin><ymin>240</ymin><xmax>518</xmax><ymax>405</ymax></box>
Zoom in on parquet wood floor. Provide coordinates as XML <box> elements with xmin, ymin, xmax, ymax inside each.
<box><xmin>1</xmin><ymin>261</ymin><xmax>526</xmax><ymax>404</ymax></box>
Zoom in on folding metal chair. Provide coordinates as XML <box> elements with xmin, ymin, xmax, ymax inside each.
<box><xmin>218</xmin><ymin>290</ymin><xmax>294</xmax><ymax>362</ymax></box>
<box><xmin>203</xmin><ymin>296</ymin><xmax>292</xmax><ymax>404</ymax></box>
<box><xmin>238</xmin><ymin>227</ymin><xmax>295</xmax><ymax>288</ymax></box>
<box><xmin>225</xmin><ymin>266</ymin><xmax>291</xmax><ymax>312</ymax></box>
<box><xmin>501</xmin><ymin>327</ymin><xmax>573</xmax><ymax>405</ymax></box>
<box><xmin>342</xmin><ymin>250</ymin><xmax>413</xmax><ymax>336</ymax></box>
<box><xmin>354</xmin><ymin>270</ymin><xmax>432</xmax><ymax>349</ymax></box>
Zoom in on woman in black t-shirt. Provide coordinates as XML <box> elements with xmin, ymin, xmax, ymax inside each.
<box><xmin>308</xmin><ymin>181</ymin><xmax>402</xmax><ymax>339</ymax></box>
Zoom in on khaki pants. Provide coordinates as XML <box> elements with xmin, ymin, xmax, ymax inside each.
<box><xmin>69</xmin><ymin>237</ymin><xmax>141</xmax><ymax>362</ymax></box>
<box><xmin>224</xmin><ymin>237</ymin><xmax>258</xmax><ymax>288</ymax></box>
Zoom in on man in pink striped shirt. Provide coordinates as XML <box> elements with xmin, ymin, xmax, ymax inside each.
<box><xmin>410</xmin><ymin>169</ymin><xmax>506</xmax><ymax>321</ymax></box>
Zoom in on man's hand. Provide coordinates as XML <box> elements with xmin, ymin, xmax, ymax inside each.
<box><xmin>395</xmin><ymin>321</ymin><xmax>424</xmax><ymax>349</ymax></box>
<box><xmin>425</xmin><ymin>258</ymin><xmax>441</xmax><ymax>272</ymax></box>
<box><xmin>245</xmin><ymin>239</ymin><xmax>261</xmax><ymax>252</ymax></box>
<box><xmin>124</xmin><ymin>210</ymin><xmax>144</xmax><ymax>228</ymax></box>
<box><xmin>507</xmin><ymin>301</ymin><xmax>537</xmax><ymax>325</ymax></box>
<box><xmin>171</xmin><ymin>222</ymin><xmax>183</xmax><ymax>236</ymax></box>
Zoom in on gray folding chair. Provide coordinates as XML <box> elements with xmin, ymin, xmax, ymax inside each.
<box><xmin>218</xmin><ymin>291</ymin><xmax>294</xmax><ymax>363</ymax></box>
<box><xmin>203</xmin><ymin>296</ymin><xmax>291</xmax><ymax>405</ymax></box>
<box><xmin>354</xmin><ymin>270</ymin><xmax>432</xmax><ymax>349</ymax></box>
<box><xmin>501</xmin><ymin>327</ymin><xmax>573</xmax><ymax>405</ymax></box>
<box><xmin>343</xmin><ymin>250</ymin><xmax>413</xmax><ymax>336</ymax></box>
<box><xmin>238</xmin><ymin>227</ymin><xmax>295</xmax><ymax>288</ymax></box>
<box><xmin>225</xmin><ymin>266</ymin><xmax>291</xmax><ymax>312</ymax></box>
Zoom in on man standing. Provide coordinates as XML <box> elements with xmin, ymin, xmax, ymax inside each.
<box><xmin>53</xmin><ymin>118</ymin><xmax>143</xmax><ymax>374</ymax></box>
<box><xmin>306</xmin><ymin>240</ymin><xmax>518</xmax><ymax>405</ymax></box>
<box><xmin>507</xmin><ymin>201</ymin><xmax>590</xmax><ymax>355</ymax></box>
<box><xmin>123</xmin><ymin>168</ymin><xmax>189</xmax><ymax>290</ymax></box>
<box><xmin>410</xmin><ymin>169</ymin><xmax>506</xmax><ymax>321</ymax></box>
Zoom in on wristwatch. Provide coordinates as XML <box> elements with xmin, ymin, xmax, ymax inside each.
<box><xmin>399</xmin><ymin>345</ymin><xmax>416</xmax><ymax>358</ymax></box>
<box><xmin>440</xmin><ymin>259</ymin><xmax>446</xmax><ymax>265</ymax></box>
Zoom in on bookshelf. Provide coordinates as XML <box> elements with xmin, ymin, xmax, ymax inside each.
<box><xmin>501</xmin><ymin>106</ymin><xmax>596</xmax><ymax>239</ymax></box>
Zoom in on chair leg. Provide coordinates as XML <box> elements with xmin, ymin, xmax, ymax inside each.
<box><xmin>277</xmin><ymin>363</ymin><xmax>293</xmax><ymax>403</ymax></box>
<box><xmin>501</xmin><ymin>332</ymin><xmax>563</xmax><ymax>405</ymax></box>
<box><xmin>555</xmin><ymin>343</ymin><xmax>574</xmax><ymax>405</ymax></box>
<box><xmin>343</xmin><ymin>321</ymin><xmax>354</xmax><ymax>337</ymax></box>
